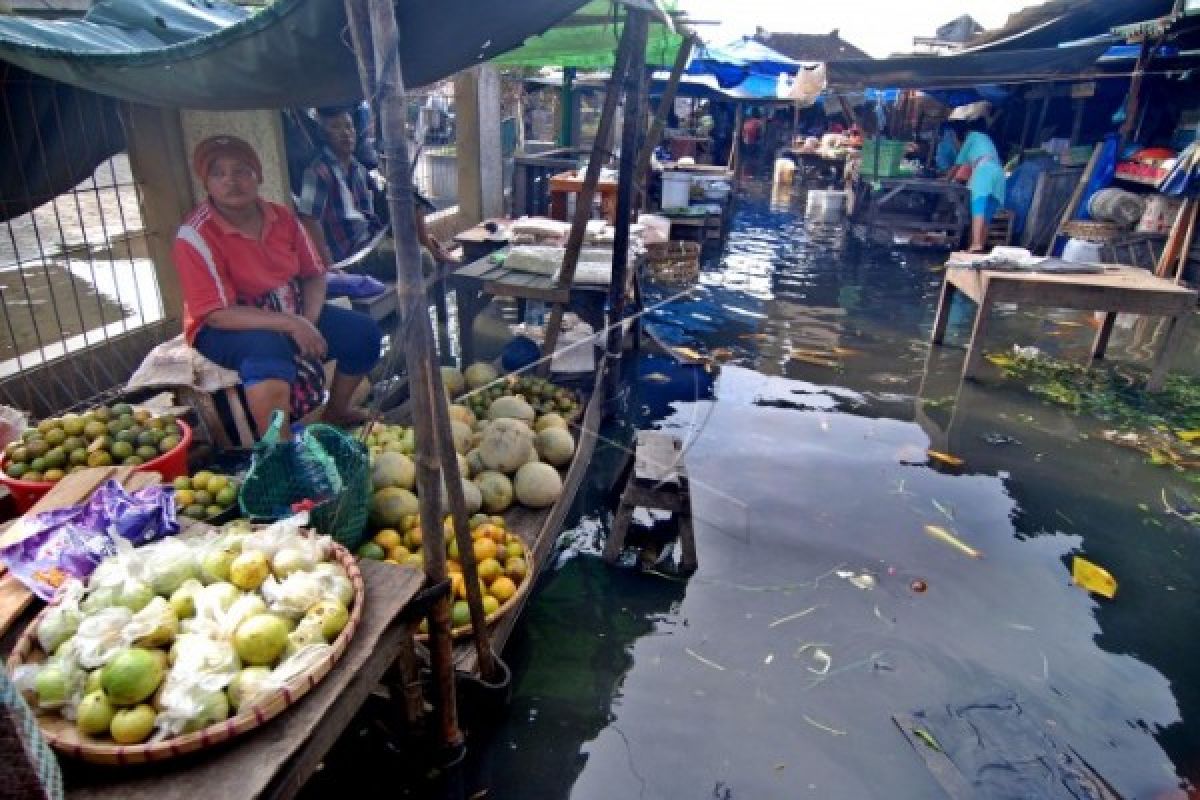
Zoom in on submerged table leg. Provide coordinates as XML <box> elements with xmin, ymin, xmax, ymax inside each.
<box><xmin>1148</xmin><ymin>314</ymin><xmax>1189</xmax><ymax>391</ymax></box>
<box><xmin>1090</xmin><ymin>312</ymin><xmax>1117</xmax><ymax>361</ymax></box>
<box><xmin>930</xmin><ymin>279</ymin><xmax>957</xmax><ymax>345</ymax></box>
<box><xmin>960</xmin><ymin>285</ymin><xmax>995</xmax><ymax>382</ymax></box>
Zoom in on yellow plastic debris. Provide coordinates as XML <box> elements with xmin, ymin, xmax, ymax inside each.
<box><xmin>1072</xmin><ymin>556</ymin><xmax>1118</xmax><ymax>599</ymax></box>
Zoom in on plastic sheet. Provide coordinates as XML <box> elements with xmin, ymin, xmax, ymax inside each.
<box><xmin>0</xmin><ymin>480</ymin><xmax>178</xmax><ymax>600</ymax></box>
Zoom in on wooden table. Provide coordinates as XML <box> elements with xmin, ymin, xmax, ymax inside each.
<box><xmin>447</xmin><ymin>252</ymin><xmax>610</xmax><ymax>364</ymax></box>
<box><xmin>931</xmin><ymin>263</ymin><xmax>1198</xmax><ymax>390</ymax></box>
<box><xmin>62</xmin><ymin>561</ymin><xmax>424</xmax><ymax>800</ymax></box>
<box><xmin>452</xmin><ymin>219</ymin><xmax>512</xmax><ymax>264</ymax></box>
<box><xmin>548</xmin><ymin>171</ymin><xmax>618</xmax><ymax>225</ymax></box>
<box><xmin>854</xmin><ymin>177</ymin><xmax>969</xmax><ymax>249</ymax></box>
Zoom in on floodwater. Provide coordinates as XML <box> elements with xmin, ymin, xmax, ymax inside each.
<box><xmin>310</xmin><ymin>179</ymin><xmax>1200</xmax><ymax>798</ymax></box>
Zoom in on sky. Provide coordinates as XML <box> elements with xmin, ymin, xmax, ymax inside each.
<box><xmin>675</xmin><ymin>0</ymin><xmax>1035</xmax><ymax>58</ymax></box>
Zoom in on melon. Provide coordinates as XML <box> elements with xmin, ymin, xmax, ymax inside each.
<box><xmin>370</xmin><ymin>487</ymin><xmax>419</xmax><ymax>527</ymax></box>
<box><xmin>447</xmin><ymin>404</ymin><xmax>476</xmax><ymax>428</ymax></box>
<box><xmin>456</xmin><ymin>452</ymin><xmax>471</xmax><ymax>481</ymax></box>
<box><xmin>475</xmin><ymin>471</ymin><xmax>514</xmax><ymax>513</ymax></box>
<box><xmin>524</xmin><ymin>444</ymin><xmax>540</xmax><ymax>465</ymax></box>
<box><xmin>450</xmin><ymin>421</ymin><xmax>473</xmax><ymax>454</ymax></box>
<box><xmin>535</xmin><ymin>428</ymin><xmax>575</xmax><ymax>467</ymax></box>
<box><xmin>479</xmin><ymin>419</ymin><xmax>534</xmax><ymax>474</ymax></box>
<box><xmin>441</xmin><ymin>476</ymin><xmax>483</xmax><ymax>516</ymax></box>
<box><xmin>371</xmin><ymin>451</ymin><xmax>415</xmax><ymax>491</ymax></box>
<box><xmin>535</xmin><ymin>413</ymin><xmax>568</xmax><ymax>433</ymax></box>
<box><xmin>464</xmin><ymin>362</ymin><xmax>499</xmax><ymax>390</ymax></box>
<box><xmin>514</xmin><ymin>462</ymin><xmax>562</xmax><ymax>509</ymax></box>
<box><xmin>441</xmin><ymin>367</ymin><xmax>466</xmax><ymax>397</ymax></box>
<box><xmin>466</xmin><ymin>448</ymin><xmax>486</xmax><ymax>478</ymax></box>
<box><xmin>487</xmin><ymin>395</ymin><xmax>536</xmax><ymax>425</ymax></box>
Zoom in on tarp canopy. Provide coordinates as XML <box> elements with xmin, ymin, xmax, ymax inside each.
<box><xmin>967</xmin><ymin>0</ymin><xmax>1174</xmax><ymax>52</ymax></box>
<box><xmin>0</xmin><ymin>0</ymin><xmax>596</xmax><ymax>109</ymax></box>
<box><xmin>491</xmin><ymin>0</ymin><xmax>683</xmax><ymax>68</ymax></box>
<box><xmin>825</xmin><ymin>42</ymin><xmax>1113</xmax><ymax>91</ymax></box>
<box><xmin>687</xmin><ymin>37</ymin><xmax>801</xmax><ymax>88</ymax></box>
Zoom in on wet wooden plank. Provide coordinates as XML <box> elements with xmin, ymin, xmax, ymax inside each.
<box><xmin>66</xmin><ymin>562</ymin><xmax>424</xmax><ymax>800</ymax></box>
<box><xmin>892</xmin><ymin>714</ymin><xmax>975</xmax><ymax>800</ymax></box>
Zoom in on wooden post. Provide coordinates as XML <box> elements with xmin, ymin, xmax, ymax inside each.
<box><xmin>606</xmin><ymin>10</ymin><xmax>650</xmax><ymax>394</ymax></box>
<box><xmin>456</xmin><ymin>64</ymin><xmax>505</xmax><ymax>225</ymax></box>
<box><xmin>538</xmin><ymin>16</ymin><xmax>641</xmax><ymax>374</ymax></box>
<box><xmin>635</xmin><ymin>34</ymin><xmax>695</xmax><ymax>202</ymax></box>
<box><xmin>343</xmin><ymin>0</ymin><xmax>465</xmax><ymax>751</ymax></box>
<box><xmin>559</xmin><ymin>67</ymin><xmax>576</xmax><ymax>147</ymax></box>
<box><xmin>1045</xmin><ymin>142</ymin><xmax>1101</xmax><ymax>257</ymax></box>
<box><xmin>729</xmin><ymin>103</ymin><xmax>743</xmax><ymax>171</ymax></box>
<box><xmin>121</xmin><ymin>103</ymin><xmax>193</xmax><ymax>328</ymax></box>
<box><xmin>1120</xmin><ymin>40</ymin><xmax>1154</xmax><ymax>148</ymax></box>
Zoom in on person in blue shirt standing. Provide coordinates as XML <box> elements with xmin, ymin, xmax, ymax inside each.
<box><xmin>953</xmin><ymin>119</ymin><xmax>1006</xmax><ymax>252</ymax></box>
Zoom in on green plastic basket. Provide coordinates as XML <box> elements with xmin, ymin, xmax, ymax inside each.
<box><xmin>859</xmin><ymin>138</ymin><xmax>906</xmax><ymax>178</ymax></box>
<box><xmin>238</xmin><ymin>411</ymin><xmax>371</xmax><ymax>550</ymax></box>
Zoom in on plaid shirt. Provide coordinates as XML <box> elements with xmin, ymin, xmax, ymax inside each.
<box><xmin>296</xmin><ymin>146</ymin><xmax>382</xmax><ymax>263</ymax></box>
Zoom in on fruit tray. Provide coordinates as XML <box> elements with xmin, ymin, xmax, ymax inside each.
<box><xmin>6</xmin><ymin>543</ymin><xmax>364</xmax><ymax>765</ymax></box>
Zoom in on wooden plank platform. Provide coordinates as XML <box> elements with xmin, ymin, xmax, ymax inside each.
<box><xmin>62</xmin><ymin>561</ymin><xmax>423</xmax><ymax>800</ymax></box>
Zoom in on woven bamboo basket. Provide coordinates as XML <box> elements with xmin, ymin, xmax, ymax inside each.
<box><xmin>415</xmin><ymin>533</ymin><xmax>536</xmax><ymax>642</ymax></box>
<box><xmin>1061</xmin><ymin>219</ymin><xmax>1122</xmax><ymax>243</ymax></box>
<box><xmin>7</xmin><ymin>543</ymin><xmax>365</xmax><ymax>766</ymax></box>
<box><xmin>645</xmin><ymin>241</ymin><xmax>701</xmax><ymax>284</ymax></box>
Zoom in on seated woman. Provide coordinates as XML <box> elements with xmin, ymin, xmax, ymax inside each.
<box><xmin>172</xmin><ymin>135</ymin><xmax>382</xmax><ymax>436</ymax></box>
<box><xmin>953</xmin><ymin>119</ymin><xmax>1007</xmax><ymax>252</ymax></box>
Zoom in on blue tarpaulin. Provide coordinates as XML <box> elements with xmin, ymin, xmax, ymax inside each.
<box><xmin>687</xmin><ymin>37</ymin><xmax>799</xmax><ymax>89</ymax></box>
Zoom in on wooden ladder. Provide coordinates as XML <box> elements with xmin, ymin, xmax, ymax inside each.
<box><xmin>603</xmin><ymin>431</ymin><xmax>697</xmax><ymax>573</ymax></box>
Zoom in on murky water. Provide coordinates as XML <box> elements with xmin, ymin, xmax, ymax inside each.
<box><xmin>308</xmin><ymin>180</ymin><xmax>1200</xmax><ymax>798</ymax></box>
<box><xmin>474</xmin><ymin>183</ymin><xmax>1200</xmax><ymax>799</ymax></box>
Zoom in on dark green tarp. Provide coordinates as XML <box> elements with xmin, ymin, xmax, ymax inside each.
<box><xmin>0</xmin><ymin>0</ymin><xmax>592</xmax><ymax>109</ymax></box>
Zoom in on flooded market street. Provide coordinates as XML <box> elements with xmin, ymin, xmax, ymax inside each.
<box><xmin>467</xmin><ymin>180</ymin><xmax>1200</xmax><ymax>799</ymax></box>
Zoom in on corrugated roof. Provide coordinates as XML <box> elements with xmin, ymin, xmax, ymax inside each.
<box><xmin>751</xmin><ymin>29</ymin><xmax>870</xmax><ymax>63</ymax></box>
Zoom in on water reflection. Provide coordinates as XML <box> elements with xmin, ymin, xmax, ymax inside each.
<box><xmin>296</xmin><ymin>175</ymin><xmax>1194</xmax><ymax>800</ymax></box>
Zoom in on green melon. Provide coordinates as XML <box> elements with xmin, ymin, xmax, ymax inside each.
<box><xmin>464</xmin><ymin>362</ymin><xmax>499</xmax><ymax>390</ymax></box>
<box><xmin>514</xmin><ymin>462</ymin><xmax>562</xmax><ymax>509</ymax></box>
<box><xmin>370</xmin><ymin>487</ymin><xmax>419</xmax><ymax>527</ymax></box>
<box><xmin>535</xmin><ymin>427</ymin><xmax>575</xmax><ymax>467</ymax></box>
<box><xmin>478</xmin><ymin>418</ymin><xmax>534</xmax><ymax>474</ymax></box>
<box><xmin>371</xmin><ymin>451</ymin><xmax>415</xmax><ymax>491</ymax></box>
<box><xmin>487</xmin><ymin>395</ymin><xmax>536</xmax><ymax>425</ymax></box>
<box><xmin>474</xmin><ymin>471</ymin><xmax>514</xmax><ymax>513</ymax></box>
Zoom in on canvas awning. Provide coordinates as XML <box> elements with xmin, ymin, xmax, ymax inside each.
<box><xmin>0</xmin><ymin>0</ymin><xmax>597</xmax><ymax>109</ymax></box>
<box><xmin>825</xmin><ymin>42</ymin><xmax>1113</xmax><ymax>91</ymax></box>
<box><xmin>491</xmin><ymin>0</ymin><xmax>683</xmax><ymax>68</ymax></box>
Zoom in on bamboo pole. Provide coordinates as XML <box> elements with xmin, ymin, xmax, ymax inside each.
<box><xmin>539</xmin><ymin>17</ymin><xmax>641</xmax><ymax>375</ymax></box>
<box><xmin>635</xmin><ymin>34</ymin><xmax>695</xmax><ymax>203</ymax></box>
<box><xmin>606</xmin><ymin>10</ymin><xmax>650</xmax><ymax>393</ymax></box>
<box><xmin>729</xmin><ymin>103</ymin><xmax>743</xmax><ymax>171</ymax></box>
<box><xmin>343</xmin><ymin>0</ymin><xmax>463</xmax><ymax>751</ymax></box>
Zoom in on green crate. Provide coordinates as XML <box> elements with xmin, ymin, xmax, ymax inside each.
<box><xmin>859</xmin><ymin>138</ymin><xmax>906</xmax><ymax>178</ymax></box>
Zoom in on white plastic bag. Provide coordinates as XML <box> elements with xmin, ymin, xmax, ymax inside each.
<box><xmin>74</xmin><ymin>607</ymin><xmax>134</xmax><ymax>669</ymax></box>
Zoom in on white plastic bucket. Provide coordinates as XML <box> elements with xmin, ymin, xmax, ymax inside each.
<box><xmin>662</xmin><ymin>172</ymin><xmax>691</xmax><ymax>209</ymax></box>
<box><xmin>1062</xmin><ymin>237</ymin><xmax>1103</xmax><ymax>264</ymax></box>
<box><xmin>805</xmin><ymin>190</ymin><xmax>848</xmax><ymax>222</ymax></box>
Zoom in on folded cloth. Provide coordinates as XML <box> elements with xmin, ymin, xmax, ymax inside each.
<box><xmin>326</xmin><ymin>271</ymin><xmax>387</xmax><ymax>299</ymax></box>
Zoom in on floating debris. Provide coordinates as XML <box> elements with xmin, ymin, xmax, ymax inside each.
<box><xmin>1162</xmin><ymin>488</ymin><xmax>1200</xmax><ymax>525</ymax></box>
<box><xmin>922</xmin><ymin>524</ymin><xmax>982</xmax><ymax>559</ymax></box>
<box><xmin>909</xmin><ymin>579</ymin><xmax>928</xmax><ymax>593</ymax></box>
<box><xmin>790</xmin><ymin>352</ymin><xmax>840</xmax><ymax>368</ymax></box>
<box><xmin>931</xmin><ymin>499</ymin><xmax>955</xmax><ymax>521</ymax></box>
<box><xmin>1071</xmin><ymin>556</ymin><xmax>1117</xmax><ymax>599</ymax></box>
<box><xmin>764</xmin><ymin>653</ymin><xmax>774</xmax><ymax>665</ymax></box>
<box><xmin>802</xmin><ymin>714</ymin><xmax>846</xmax><ymax>737</ymax></box>
<box><xmin>873</xmin><ymin>604</ymin><xmax>895</xmax><ymax>627</ymax></box>
<box><xmin>1005</xmin><ymin>622</ymin><xmax>1035</xmax><ymax>631</ymax></box>
<box><xmin>912</xmin><ymin>727</ymin><xmax>942</xmax><ymax>752</ymax></box>
<box><xmin>927</xmin><ymin>449</ymin><xmax>965</xmax><ymax>468</ymax></box>
<box><xmin>768</xmin><ymin>606</ymin><xmax>820</xmax><ymax>628</ymax></box>
<box><xmin>982</xmin><ymin>433</ymin><xmax>1021</xmax><ymax>446</ymax></box>
<box><xmin>806</xmin><ymin>648</ymin><xmax>832</xmax><ymax>676</ymax></box>
<box><xmin>684</xmin><ymin>647</ymin><xmax>726</xmax><ymax>671</ymax></box>
<box><xmin>642</xmin><ymin>372</ymin><xmax>672</xmax><ymax>384</ymax></box>
<box><xmin>739</xmin><ymin>332</ymin><xmax>770</xmax><ymax>341</ymax></box>
<box><xmin>835</xmin><ymin>570</ymin><xmax>876</xmax><ymax>590</ymax></box>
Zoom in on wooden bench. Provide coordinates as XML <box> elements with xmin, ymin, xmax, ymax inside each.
<box><xmin>603</xmin><ymin>431</ymin><xmax>697</xmax><ymax>573</ymax></box>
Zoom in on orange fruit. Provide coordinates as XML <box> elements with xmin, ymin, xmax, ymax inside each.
<box><xmin>374</xmin><ymin>529</ymin><xmax>402</xmax><ymax>550</ymax></box>
<box><xmin>388</xmin><ymin>544</ymin><xmax>411</xmax><ymax>562</ymax></box>
<box><xmin>489</xmin><ymin>515</ymin><xmax>506</xmax><ymax>529</ymax></box>
<box><xmin>477</xmin><ymin>558</ymin><xmax>502</xmax><ymax>586</ymax></box>
<box><xmin>489</xmin><ymin>576</ymin><xmax>517</xmax><ymax>603</ymax></box>
<box><xmin>447</xmin><ymin>559</ymin><xmax>462</xmax><ymax>574</ymax></box>
<box><xmin>405</xmin><ymin>528</ymin><xmax>423</xmax><ymax>550</ymax></box>
<box><xmin>450</xmin><ymin>573</ymin><xmax>466</xmax><ymax>600</ymax></box>
<box><xmin>403</xmin><ymin>514</ymin><xmax>420</xmax><ymax>531</ymax></box>
<box><xmin>505</xmin><ymin>541</ymin><xmax>524</xmax><ymax>560</ymax></box>
<box><xmin>482</xmin><ymin>595</ymin><xmax>500</xmax><ymax>615</ymax></box>
<box><xmin>472</xmin><ymin>537</ymin><xmax>498</xmax><ymax>563</ymax></box>
<box><xmin>505</xmin><ymin>557</ymin><xmax>528</xmax><ymax>582</ymax></box>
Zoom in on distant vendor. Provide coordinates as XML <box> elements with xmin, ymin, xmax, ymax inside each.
<box><xmin>953</xmin><ymin>119</ymin><xmax>1006</xmax><ymax>252</ymax></box>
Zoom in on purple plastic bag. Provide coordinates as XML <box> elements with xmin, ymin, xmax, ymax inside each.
<box><xmin>0</xmin><ymin>480</ymin><xmax>179</xmax><ymax>600</ymax></box>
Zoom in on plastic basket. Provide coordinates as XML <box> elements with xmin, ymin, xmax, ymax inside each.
<box><xmin>0</xmin><ymin>420</ymin><xmax>192</xmax><ymax>513</ymax></box>
<box><xmin>238</xmin><ymin>412</ymin><xmax>370</xmax><ymax>550</ymax></box>
<box><xmin>859</xmin><ymin>138</ymin><xmax>906</xmax><ymax>178</ymax></box>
